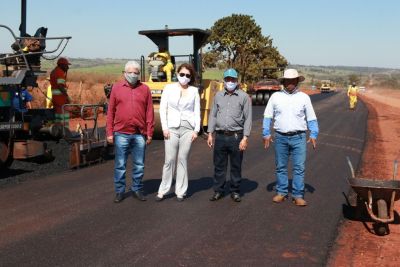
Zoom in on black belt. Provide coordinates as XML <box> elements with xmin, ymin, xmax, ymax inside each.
<box><xmin>216</xmin><ymin>130</ymin><xmax>243</xmax><ymax>136</ymax></box>
<box><xmin>275</xmin><ymin>130</ymin><xmax>306</xmax><ymax>136</ymax></box>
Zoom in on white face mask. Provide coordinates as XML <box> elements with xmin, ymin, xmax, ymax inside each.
<box><xmin>177</xmin><ymin>75</ymin><xmax>190</xmax><ymax>86</ymax></box>
<box><xmin>224</xmin><ymin>81</ymin><xmax>238</xmax><ymax>91</ymax></box>
<box><xmin>125</xmin><ymin>72</ymin><xmax>139</xmax><ymax>85</ymax></box>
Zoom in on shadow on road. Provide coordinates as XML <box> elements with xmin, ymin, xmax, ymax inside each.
<box><xmin>143</xmin><ymin>178</ymin><xmax>162</xmax><ymax>194</ymax></box>
<box><xmin>0</xmin><ymin>169</ymin><xmax>33</xmax><ymax>180</ymax></box>
<box><xmin>187</xmin><ymin>176</ymin><xmax>213</xmax><ymax>196</ymax></box>
<box><xmin>240</xmin><ymin>177</ymin><xmax>258</xmax><ymax>196</ymax></box>
<box><xmin>139</xmin><ymin>176</ymin><xmax>259</xmax><ymax>198</ymax></box>
<box><xmin>266</xmin><ymin>180</ymin><xmax>316</xmax><ymax>194</ymax></box>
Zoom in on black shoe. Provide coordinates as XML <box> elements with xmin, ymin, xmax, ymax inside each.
<box><xmin>209</xmin><ymin>192</ymin><xmax>224</xmax><ymax>201</ymax></box>
<box><xmin>114</xmin><ymin>193</ymin><xmax>124</xmax><ymax>203</ymax></box>
<box><xmin>155</xmin><ymin>195</ymin><xmax>164</xmax><ymax>202</ymax></box>
<box><xmin>132</xmin><ymin>191</ymin><xmax>147</xmax><ymax>201</ymax></box>
<box><xmin>231</xmin><ymin>192</ymin><xmax>241</xmax><ymax>202</ymax></box>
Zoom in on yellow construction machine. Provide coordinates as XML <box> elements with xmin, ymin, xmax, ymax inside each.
<box><xmin>319</xmin><ymin>80</ymin><xmax>333</xmax><ymax>93</ymax></box>
<box><xmin>138</xmin><ymin>28</ymin><xmax>223</xmax><ymax>138</ymax></box>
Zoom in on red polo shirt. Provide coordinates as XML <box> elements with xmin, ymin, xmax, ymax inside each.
<box><xmin>106</xmin><ymin>80</ymin><xmax>154</xmax><ymax>137</ymax></box>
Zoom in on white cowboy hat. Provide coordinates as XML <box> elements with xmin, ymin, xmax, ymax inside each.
<box><xmin>278</xmin><ymin>69</ymin><xmax>305</xmax><ymax>83</ymax></box>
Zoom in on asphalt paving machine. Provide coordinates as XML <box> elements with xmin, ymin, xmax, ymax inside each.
<box><xmin>0</xmin><ymin>0</ymin><xmax>107</xmax><ymax>169</ymax></box>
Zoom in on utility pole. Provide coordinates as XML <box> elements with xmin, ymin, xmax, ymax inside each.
<box><xmin>20</xmin><ymin>0</ymin><xmax>27</xmax><ymax>37</ymax></box>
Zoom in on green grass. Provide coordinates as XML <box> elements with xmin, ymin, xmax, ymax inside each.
<box><xmin>203</xmin><ymin>69</ymin><xmax>223</xmax><ymax>80</ymax></box>
<box><xmin>72</xmin><ymin>64</ymin><xmax>124</xmax><ymax>75</ymax></box>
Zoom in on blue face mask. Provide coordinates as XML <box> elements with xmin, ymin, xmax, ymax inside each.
<box><xmin>224</xmin><ymin>81</ymin><xmax>238</xmax><ymax>91</ymax></box>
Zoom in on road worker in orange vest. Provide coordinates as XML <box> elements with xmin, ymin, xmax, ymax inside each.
<box><xmin>50</xmin><ymin>57</ymin><xmax>72</xmax><ymax>126</ymax></box>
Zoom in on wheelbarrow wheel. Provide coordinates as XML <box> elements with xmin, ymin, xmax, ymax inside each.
<box><xmin>374</xmin><ymin>222</ymin><xmax>388</xmax><ymax>236</ymax></box>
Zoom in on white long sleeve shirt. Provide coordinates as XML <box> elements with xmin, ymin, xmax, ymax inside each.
<box><xmin>159</xmin><ymin>83</ymin><xmax>201</xmax><ymax>132</ymax></box>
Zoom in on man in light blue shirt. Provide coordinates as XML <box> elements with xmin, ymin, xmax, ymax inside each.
<box><xmin>263</xmin><ymin>69</ymin><xmax>319</xmax><ymax>206</ymax></box>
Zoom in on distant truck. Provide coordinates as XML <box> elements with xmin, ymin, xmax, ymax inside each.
<box><xmin>319</xmin><ymin>80</ymin><xmax>333</xmax><ymax>93</ymax></box>
<box><xmin>249</xmin><ymin>68</ymin><xmax>283</xmax><ymax>105</ymax></box>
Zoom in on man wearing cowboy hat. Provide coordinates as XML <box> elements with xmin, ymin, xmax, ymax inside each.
<box><xmin>262</xmin><ymin>69</ymin><xmax>319</xmax><ymax>206</ymax></box>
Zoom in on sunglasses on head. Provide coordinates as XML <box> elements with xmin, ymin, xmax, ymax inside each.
<box><xmin>178</xmin><ymin>73</ymin><xmax>191</xmax><ymax>78</ymax></box>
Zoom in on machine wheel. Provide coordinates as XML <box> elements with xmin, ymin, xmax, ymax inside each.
<box><xmin>251</xmin><ymin>94</ymin><xmax>257</xmax><ymax>105</ymax></box>
<box><xmin>0</xmin><ymin>141</ymin><xmax>13</xmax><ymax>169</ymax></box>
<box><xmin>256</xmin><ymin>93</ymin><xmax>263</xmax><ymax>105</ymax></box>
<box><xmin>262</xmin><ymin>92</ymin><xmax>270</xmax><ymax>105</ymax></box>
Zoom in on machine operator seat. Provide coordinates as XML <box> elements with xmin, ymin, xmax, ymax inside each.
<box><xmin>147</xmin><ymin>51</ymin><xmax>174</xmax><ymax>82</ymax></box>
<box><xmin>148</xmin><ymin>58</ymin><xmax>167</xmax><ymax>82</ymax></box>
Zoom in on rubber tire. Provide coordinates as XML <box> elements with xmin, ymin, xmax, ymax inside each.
<box><xmin>0</xmin><ymin>141</ymin><xmax>13</xmax><ymax>170</ymax></box>
<box><xmin>256</xmin><ymin>93</ymin><xmax>263</xmax><ymax>105</ymax></box>
<box><xmin>251</xmin><ymin>94</ymin><xmax>257</xmax><ymax>105</ymax></box>
<box><xmin>375</xmin><ymin>223</ymin><xmax>387</xmax><ymax>236</ymax></box>
<box><xmin>262</xmin><ymin>92</ymin><xmax>270</xmax><ymax>105</ymax></box>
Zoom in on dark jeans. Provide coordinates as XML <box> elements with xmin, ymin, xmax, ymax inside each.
<box><xmin>213</xmin><ymin>133</ymin><xmax>243</xmax><ymax>193</ymax></box>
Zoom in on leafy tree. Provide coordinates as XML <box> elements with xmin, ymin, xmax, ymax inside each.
<box><xmin>202</xmin><ymin>51</ymin><xmax>220</xmax><ymax>69</ymax></box>
<box><xmin>207</xmin><ymin>14</ymin><xmax>287</xmax><ymax>82</ymax></box>
<box><xmin>348</xmin><ymin>74</ymin><xmax>361</xmax><ymax>85</ymax></box>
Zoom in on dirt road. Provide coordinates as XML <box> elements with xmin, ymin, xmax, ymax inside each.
<box><xmin>328</xmin><ymin>89</ymin><xmax>400</xmax><ymax>266</ymax></box>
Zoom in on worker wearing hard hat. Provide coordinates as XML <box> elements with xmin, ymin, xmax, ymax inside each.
<box><xmin>347</xmin><ymin>82</ymin><xmax>359</xmax><ymax>110</ymax></box>
<box><xmin>50</xmin><ymin>57</ymin><xmax>71</xmax><ymax>125</ymax></box>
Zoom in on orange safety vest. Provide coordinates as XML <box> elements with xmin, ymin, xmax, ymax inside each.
<box><xmin>50</xmin><ymin>66</ymin><xmax>68</xmax><ymax>114</ymax></box>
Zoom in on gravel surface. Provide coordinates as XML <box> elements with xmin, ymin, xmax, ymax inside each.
<box><xmin>0</xmin><ymin>128</ymin><xmax>109</xmax><ymax>187</ymax></box>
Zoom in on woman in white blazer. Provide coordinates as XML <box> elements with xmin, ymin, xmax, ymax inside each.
<box><xmin>156</xmin><ymin>63</ymin><xmax>201</xmax><ymax>201</ymax></box>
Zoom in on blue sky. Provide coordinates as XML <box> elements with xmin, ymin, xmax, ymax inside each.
<box><xmin>1</xmin><ymin>0</ymin><xmax>399</xmax><ymax>68</ymax></box>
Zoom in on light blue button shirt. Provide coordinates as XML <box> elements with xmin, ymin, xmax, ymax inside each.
<box><xmin>263</xmin><ymin>89</ymin><xmax>318</xmax><ymax>138</ymax></box>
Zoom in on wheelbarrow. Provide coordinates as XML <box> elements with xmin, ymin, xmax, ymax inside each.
<box><xmin>346</xmin><ymin>157</ymin><xmax>400</xmax><ymax>235</ymax></box>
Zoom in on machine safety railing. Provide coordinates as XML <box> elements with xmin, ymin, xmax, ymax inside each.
<box><xmin>0</xmin><ymin>24</ymin><xmax>71</xmax><ymax>71</ymax></box>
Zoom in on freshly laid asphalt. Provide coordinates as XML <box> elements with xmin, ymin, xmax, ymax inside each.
<box><xmin>0</xmin><ymin>90</ymin><xmax>368</xmax><ymax>266</ymax></box>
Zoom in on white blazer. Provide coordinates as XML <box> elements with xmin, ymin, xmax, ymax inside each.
<box><xmin>160</xmin><ymin>83</ymin><xmax>201</xmax><ymax>132</ymax></box>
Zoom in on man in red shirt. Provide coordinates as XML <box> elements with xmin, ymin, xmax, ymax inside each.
<box><xmin>106</xmin><ymin>60</ymin><xmax>154</xmax><ymax>203</ymax></box>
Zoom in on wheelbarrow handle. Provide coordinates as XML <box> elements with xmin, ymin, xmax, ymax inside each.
<box><xmin>346</xmin><ymin>156</ymin><xmax>356</xmax><ymax>179</ymax></box>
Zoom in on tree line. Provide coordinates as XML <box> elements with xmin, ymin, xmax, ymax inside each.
<box><xmin>203</xmin><ymin>14</ymin><xmax>288</xmax><ymax>83</ymax></box>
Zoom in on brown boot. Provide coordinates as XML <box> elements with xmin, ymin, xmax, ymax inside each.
<box><xmin>292</xmin><ymin>197</ymin><xmax>307</xmax><ymax>206</ymax></box>
<box><xmin>272</xmin><ymin>194</ymin><xmax>287</xmax><ymax>203</ymax></box>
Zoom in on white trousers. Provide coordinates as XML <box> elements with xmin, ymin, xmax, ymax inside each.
<box><xmin>158</xmin><ymin>120</ymin><xmax>194</xmax><ymax>197</ymax></box>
